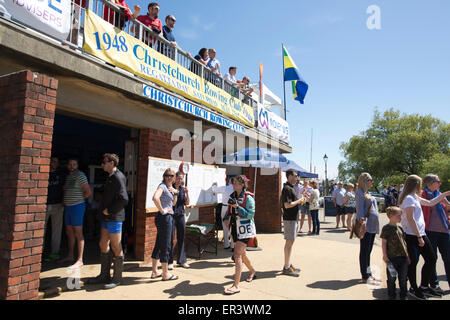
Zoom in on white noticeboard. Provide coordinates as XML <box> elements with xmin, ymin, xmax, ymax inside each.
<box><xmin>0</xmin><ymin>0</ymin><xmax>72</xmax><ymax>41</ymax></box>
<box><xmin>145</xmin><ymin>157</ymin><xmax>226</xmax><ymax>212</ymax></box>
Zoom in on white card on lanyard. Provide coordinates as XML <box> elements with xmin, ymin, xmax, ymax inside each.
<box><xmin>236</xmin><ymin>218</ymin><xmax>256</xmax><ymax>239</ymax></box>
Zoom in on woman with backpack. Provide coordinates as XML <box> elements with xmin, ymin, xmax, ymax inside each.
<box><xmin>223</xmin><ymin>175</ymin><xmax>257</xmax><ymax>295</ymax></box>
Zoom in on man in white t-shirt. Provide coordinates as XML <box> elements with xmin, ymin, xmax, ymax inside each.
<box><xmin>224</xmin><ymin>66</ymin><xmax>237</xmax><ymax>84</ymax></box>
<box><xmin>212</xmin><ymin>177</ymin><xmax>235</xmax><ymax>249</ymax></box>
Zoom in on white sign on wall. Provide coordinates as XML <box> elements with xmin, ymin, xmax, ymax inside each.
<box><xmin>0</xmin><ymin>0</ymin><xmax>72</xmax><ymax>41</ymax></box>
<box><xmin>145</xmin><ymin>157</ymin><xmax>226</xmax><ymax>211</ymax></box>
<box><xmin>257</xmin><ymin>104</ymin><xmax>290</xmax><ymax>144</ymax></box>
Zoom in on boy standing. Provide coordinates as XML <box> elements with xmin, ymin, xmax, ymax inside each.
<box><xmin>380</xmin><ymin>206</ymin><xmax>410</xmax><ymax>300</ymax></box>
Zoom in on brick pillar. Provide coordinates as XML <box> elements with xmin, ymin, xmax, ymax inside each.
<box><xmin>244</xmin><ymin>167</ymin><xmax>282</xmax><ymax>233</ymax></box>
<box><xmin>0</xmin><ymin>70</ymin><xmax>57</xmax><ymax>300</ymax></box>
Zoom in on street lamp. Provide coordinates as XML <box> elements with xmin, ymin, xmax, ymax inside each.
<box><xmin>323</xmin><ymin>154</ymin><xmax>328</xmax><ymax>196</ymax></box>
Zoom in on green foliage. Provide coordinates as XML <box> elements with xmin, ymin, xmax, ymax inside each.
<box><xmin>420</xmin><ymin>153</ymin><xmax>450</xmax><ymax>191</ymax></box>
<box><xmin>339</xmin><ymin>108</ymin><xmax>450</xmax><ymax>190</ymax></box>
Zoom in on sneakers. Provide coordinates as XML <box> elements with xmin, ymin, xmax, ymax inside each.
<box><xmin>408</xmin><ymin>288</ymin><xmax>427</xmax><ymax>300</ymax></box>
<box><xmin>282</xmin><ymin>265</ymin><xmax>300</xmax><ymax>277</ymax></box>
<box><xmin>178</xmin><ymin>263</ymin><xmax>190</xmax><ymax>269</ymax></box>
<box><xmin>430</xmin><ymin>285</ymin><xmax>445</xmax><ymax>295</ymax></box>
<box><xmin>421</xmin><ymin>286</ymin><xmax>442</xmax><ymax>298</ymax></box>
<box><xmin>168</xmin><ymin>264</ymin><xmax>174</xmax><ymax>270</ymax></box>
<box><xmin>291</xmin><ymin>265</ymin><xmax>301</xmax><ymax>273</ymax></box>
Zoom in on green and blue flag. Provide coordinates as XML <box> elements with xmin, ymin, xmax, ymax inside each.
<box><xmin>283</xmin><ymin>45</ymin><xmax>309</xmax><ymax>104</ymax></box>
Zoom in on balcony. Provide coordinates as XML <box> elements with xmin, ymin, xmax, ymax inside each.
<box><xmin>0</xmin><ymin>0</ymin><xmax>257</xmax><ymax>110</ymax></box>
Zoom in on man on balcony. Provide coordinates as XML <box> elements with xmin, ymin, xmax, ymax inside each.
<box><xmin>207</xmin><ymin>49</ymin><xmax>222</xmax><ymax>77</ymax></box>
<box><xmin>207</xmin><ymin>48</ymin><xmax>221</xmax><ymax>86</ymax></box>
<box><xmin>136</xmin><ymin>2</ymin><xmax>162</xmax><ymax>47</ymax></box>
<box><xmin>103</xmin><ymin>0</ymin><xmax>141</xmax><ymax>30</ymax></box>
<box><xmin>162</xmin><ymin>15</ymin><xmax>177</xmax><ymax>59</ymax></box>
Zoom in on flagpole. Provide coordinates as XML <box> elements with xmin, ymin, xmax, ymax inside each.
<box><xmin>282</xmin><ymin>44</ymin><xmax>287</xmax><ymax>120</ymax></box>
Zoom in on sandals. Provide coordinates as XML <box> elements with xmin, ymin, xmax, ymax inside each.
<box><xmin>246</xmin><ymin>273</ymin><xmax>257</xmax><ymax>283</ymax></box>
<box><xmin>224</xmin><ymin>287</ymin><xmax>240</xmax><ymax>295</ymax></box>
<box><xmin>151</xmin><ymin>272</ymin><xmax>162</xmax><ymax>279</ymax></box>
<box><xmin>162</xmin><ymin>274</ymin><xmax>178</xmax><ymax>281</ymax></box>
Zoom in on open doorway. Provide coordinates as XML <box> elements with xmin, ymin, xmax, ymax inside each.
<box><xmin>42</xmin><ymin>112</ymin><xmax>138</xmax><ymax>272</ymax></box>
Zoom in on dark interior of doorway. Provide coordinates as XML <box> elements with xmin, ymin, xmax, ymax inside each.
<box><xmin>42</xmin><ymin>112</ymin><xmax>137</xmax><ymax>270</ymax></box>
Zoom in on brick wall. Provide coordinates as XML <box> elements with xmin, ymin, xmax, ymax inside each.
<box><xmin>244</xmin><ymin>167</ymin><xmax>282</xmax><ymax>233</ymax></box>
<box><xmin>135</xmin><ymin>129</ymin><xmax>216</xmax><ymax>262</ymax></box>
<box><xmin>0</xmin><ymin>70</ymin><xmax>57</xmax><ymax>300</ymax></box>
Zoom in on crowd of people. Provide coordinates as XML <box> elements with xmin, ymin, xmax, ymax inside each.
<box><xmin>38</xmin><ymin>128</ymin><xmax>447</xmax><ymax>297</ymax></box>
<box><xmin>72</xmin><ymin>1</ymin><xmax>254</xmax><ymax>101</ymax></box>
<box><xmin>43</xmin><ymin>154</ymin><xmax>449</xmax><ymax>298</ymax></box>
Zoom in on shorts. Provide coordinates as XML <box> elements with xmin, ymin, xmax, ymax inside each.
<box><xmin>283</xmin><ymin>220</ymin><xmax>298</xmax><ymax>241</ymax></box>
<box><xmin>336</xmin><ymin>205</ymin><xmax>346</xmax><ymax>215</ymax></box>
<box><xmin>101</xmin><ymin>221</ymin><xmax>123</xmax><ymax>234</ymax></box>
<box><xmin>231</xmin><ymin>222</ymin><xmax>250</xmax><ymax>245</ymax></box>
<box><xmin>345</xmin><ymin>207</ymin><xmax>356</xmax><ymax>214</ymax></box>
<box><xmin>64</xmin><ymin>202</ymin><xmax>86</xmax><ymax>227</ymax></box>
<box><xmin>300</xmin><ymin>203</ymin><xmax>310</xmax><ymax>215</ymax></box>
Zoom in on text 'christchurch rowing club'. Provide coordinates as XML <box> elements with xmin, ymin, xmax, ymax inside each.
<box><xmin>133</xmin><ymin>44</ymin><xmax>243</xmax><ymax>111</ymax></box>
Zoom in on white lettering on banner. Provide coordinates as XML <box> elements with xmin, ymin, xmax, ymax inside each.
<box><xmin>142</xmin><ymin>85</ymin><xmax>246</xmax><ymax>134</ymax></box>
<box><xmin>257</xmin><ymin>105</ymin><xmax>290</xmax><ymax>144</ymax></box>
<box><xmin>0</xmin><ymin>0</ymin><xmax>71</xmax><ymax>40</ymax></box>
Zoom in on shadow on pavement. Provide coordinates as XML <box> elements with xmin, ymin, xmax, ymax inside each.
<box><xmin>224</xmin><ymin>270</ymin><xmax>281</xmax><ymax>281</ymax></box>
<box><xmin>306</xmin><ymin>279</ymin><xmax>361</xmax><ymax>290</ymax></box>
<box><xmin>163</xmin><ymin>280</ymin><xmax>234</xmax><ymax>298</ymax></box>
<box><xmin>371</xmin><ymin>287</ymin><xmax>387</xmax><ymax>300</ymax></box>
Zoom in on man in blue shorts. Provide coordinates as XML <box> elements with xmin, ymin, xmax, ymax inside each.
<box><xmin>88</xmin><ymin>153</ymin><xmax>128</xmax><ymax>289</ymax></box>
<box><xmin>59</xmin><ymin>158</ymin><xmax>91</xmax><ymax>269</ymax></box>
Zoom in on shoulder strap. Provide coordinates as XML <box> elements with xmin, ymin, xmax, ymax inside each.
<box><xmin>242</xmin><ymin>191</ymin><xmax>254</xmax><ymax>208</ymax></box>
<box><xmin>365</xmin><ymin>202</ymin><xmax>372</xmax><ymax>218</ymax></box>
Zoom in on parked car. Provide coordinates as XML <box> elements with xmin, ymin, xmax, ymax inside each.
<box><xmin>368</xmin><ymin>191</ymin><xmax>386</xmax><ymax>212</ymax></box>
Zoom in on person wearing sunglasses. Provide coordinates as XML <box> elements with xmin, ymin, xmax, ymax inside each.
<box><xmin>87</xmin><ymin>154</ymin><xmax>128</xmax><ymax>289</ymax></box>
<box><xmin>421</xmin><ymin>174</ymin><xmax>450</xmax><ymax>295</ymax></box>
<box><xmin>281</xmin><ymin>169</ymin><xmax>303</xmax><ymax>277</ymax></box>
<box><xmin>355</xmin><ymin>172</ymin><xmax>380</xmax><ymax>285</ymax></box>
<box><xmin>162</xmin><ymin>15</ymin><xmax>177</xmax><ymax>58</ymax></box>
<box><xmin>150</xmin><ymin>168</ymin><xmax>179</xmax><ymax>281</ymax></box>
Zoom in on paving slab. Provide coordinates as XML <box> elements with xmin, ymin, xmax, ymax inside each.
<box><xmin>40</xmin><ymin>213</ymin><xmax>449</xmax><ymax>300</ymax></box>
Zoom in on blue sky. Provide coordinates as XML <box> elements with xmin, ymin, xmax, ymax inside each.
<box><xmin>133</xmin><ymin>0</ymin><xmax>450</xmax><ymax>179</ymax></box>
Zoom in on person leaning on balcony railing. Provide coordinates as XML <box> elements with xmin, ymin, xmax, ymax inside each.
<box><xmin>102</xmin><ymin>0</ymin><xmax>141</xmax><ymax>30</ymax></box>
<box><xmin>162</xmin><ymin>15</ymin><xmax>191</xmax><ymax>60</ymax></box>
<box><xmin>207</xmin><ymin>48</ymin><xmax>222</xmax><ymax>77</ymax></box>
<box><xmin>206</xmin><ymin>48</ymin><xmax>222</xmax><ymax>87</ymax></box>
<box><xmin>135</xmin><ymin>2</ymin><xmax>162</xmax><ymax>47</ymax></box>
<box><xmin>224</xmin><ymin>67</ymin><xmax>240</xmax><ymax>97</ymax></box>
<box><xmin>190</xmin><ymin>48</ymin><xmax>209</xmax><ymax>76</ymax></box>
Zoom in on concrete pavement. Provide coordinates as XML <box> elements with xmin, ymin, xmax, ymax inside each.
<box><xmin>39</xmin><ymin>211</ymin><xmax>449</xmax><ymax>300</ymax></box>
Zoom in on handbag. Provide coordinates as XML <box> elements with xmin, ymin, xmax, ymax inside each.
<box><xmin>350</xmin><ymin>202</ymin><xmax>372</xmax><ymax>239</ymax></box>
<box><xmin>310</xmin><ymin>193</ymin><xmax>320</xmax><ymax>210</ymax></box>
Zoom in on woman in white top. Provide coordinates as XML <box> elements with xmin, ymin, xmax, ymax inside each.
<box><xmin>398</xmin><ymin>174</ymin><xmax>450</xmax><ymax>300</ymax></box>
<box><xmin>308</xmin><ymin>181</ymin><xmax>321</xmax><ymax>235</ymax></box>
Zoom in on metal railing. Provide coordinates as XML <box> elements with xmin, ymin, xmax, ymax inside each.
<box><xmin>63</xmin><ymin>0</ymin><xmax>257</xmax><ymax>109</ymax></box>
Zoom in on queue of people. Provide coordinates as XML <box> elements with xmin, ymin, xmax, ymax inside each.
<box><xmin>43</xmin><ymin>157</ymin><xmax>449</xmax><ymax>298</ymax></box>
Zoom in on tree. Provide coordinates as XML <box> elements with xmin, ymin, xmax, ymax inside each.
<box><xmin>339</xmin><ymin>108</ymin><xmax>450</xmax><ymax>190</ymax></box>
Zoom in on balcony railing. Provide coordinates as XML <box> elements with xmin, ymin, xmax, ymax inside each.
<box><xmin>1</xmin><ymin>0</ymin><xmax>258</xmax><ymax>112</ymax></box>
